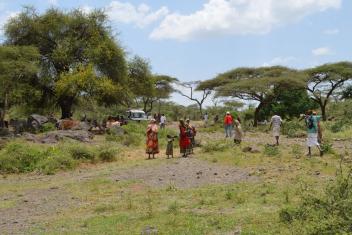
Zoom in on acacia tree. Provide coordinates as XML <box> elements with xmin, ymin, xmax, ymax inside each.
<box><xmin>4</xmin><ymin>7</ymin><xmax>127</xmax><ymax>118</ymax></box>
<box><xmin>304</xmin><ymin>62</ymin><xmax>352</xmax><ymax>120</ymax></box>
<box><xmin>0</xmin><ymin>46</ymin><xmax>40</xmax><ymax>127</ymax></box>
<box><xmin>177</xmin><ymin>81</ymin><xmax>211</xmax><ymax>116</ymax></box>
<box><xmin>128</xmin><ymin>56</ymin><xmax>176</xmax><ymax>113</ymax></box>
<box><xmin>198</xmin><ymin>66</ymin><xmax>305</xmax><ymax>126</ymax></box>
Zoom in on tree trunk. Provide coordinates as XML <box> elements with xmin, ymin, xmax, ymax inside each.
<box><xmin>198</xmin><ymin>102</ymin><xmax>203</xmax><ymax>117</ymax></box>
<box><xmin>254</xmin><ymin>102</ymin><xmax>264</xmax><ymax>127</ymax></box>
<box><xmin>0</xmin><ymin>93</ymin><xmax>8</xmax><ymax>128</ymax></box>
<box><xmin>320</xmin><ymin>103</ymin><xmax>327</xmax><ymax>121</ymax></box>
<box><xmin>59</xmin><ymin>97</ymin><xmax>74</xmax><ymax>119</ymax></box>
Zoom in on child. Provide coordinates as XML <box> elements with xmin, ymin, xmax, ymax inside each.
<box><xmin>166</xmin><ymin>135</ymin><xmax>178</xmax><ymax>159</ymax></box>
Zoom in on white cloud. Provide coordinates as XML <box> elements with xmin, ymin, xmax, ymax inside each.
<box><xmin>312</xmin><ymin>47</ymin><xmax>333</xmax><ymax>56</ymax></box>
<box><xmin>48</xmin><ymin>0</ymin><xmax>58</xmax><ymax>6</ymax></box>
<box><xmin>80</xmin><ymin>5</ymin><xmax>93</xmax><ymax>14</ymax></box>
<box><xmin>106</xmin><ymin>1</ymin><xmax>169</xmax><ymax>28</ymax></box>
<box><xmin>262</xmin><ymin>56</ymin><xmax>297</xmax><ymax>67</ymax></box>
<box><xmin>323</xmin><ymin>28</ymin><xmax>339</xmax><ymax>35</ymax></box>
<box><xmin>150</xmin><ymin>0</ymin><xmax>341</xmax><ymax>41</ymax></box>
<box><xmin>0</xmin><ymin>11</ymin><xmax>19</xmax><ymax>37</ymax></box>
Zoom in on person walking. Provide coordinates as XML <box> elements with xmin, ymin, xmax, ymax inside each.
<box><xmin>146</xmin><ymin>119</ymin><xmax>159</xmax><ymax>159</ymax></box>
<box><xmin>179</xmin><ymin>119</ymin><xmax>191</xmax><ymax>157</ymax></box>
<box><xmin>269</xmin><ymin>113</ymin><xmax>283</xmax><ymax>146</ymax></box>
<box><xmin>233</xmin><ymin>119</ymin><xmax>243</xmax><ymax>144</ymax></box>
<box><xmin>303</xmin><ymin>110</ymin><xmax>323</xmax><ymax>157</ymax></box>
<box><xmin>160</xmin><ymin>114</ymin><xmax>166</xmax><ymax>129</ymax></box>
<box><xmin>203</xmin><ymin>113</ymin><xmax>209</xmax><ymax>127</ymax></box>
<box><xmin>224</xmin><ymin>112</ymin><xmax>234</xmax><ymax>138</ymax></box>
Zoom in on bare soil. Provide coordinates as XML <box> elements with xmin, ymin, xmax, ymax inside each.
<box><xmin>113</xmin><ymin>157</ymin><xmax>256</xmax><ymax>189</ymax></box>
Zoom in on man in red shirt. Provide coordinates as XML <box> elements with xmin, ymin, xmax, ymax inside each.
<box><xmin>224</xmin><ymin>112</ymin><xmax>234</xmax><ymax>138</ymax></box>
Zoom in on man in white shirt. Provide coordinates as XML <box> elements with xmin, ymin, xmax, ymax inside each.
<box><xmin>160</xmin><ymin>114</ymin><xmax>166</xmax><ymax>129</ymax></box>
<box><xmin>269</xmin><ymin>114</ymin><xmax>283</xmax><ymax>146</ymax></box>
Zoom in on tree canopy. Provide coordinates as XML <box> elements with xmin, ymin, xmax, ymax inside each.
<box><xmin>198</xmin><ymin>66</ymin><xmax>305</xmax><ymax>126</ymax></box>
<box><xmin>304</xmin><ymin>62</ymin><xmax>352</xmax><ymax>120</ymax></box>
<box><xmin>0</xmin><ymin>45</ymin><xmax>40</xmax><ymax>126</ymax></box>
<box><xmin>4</xmin><ymin>7</ymin><xmax>128</xmax><ymax>118</ymax></box>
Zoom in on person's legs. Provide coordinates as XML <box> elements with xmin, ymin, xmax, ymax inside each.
<box><xmin>307</xmin><ymin>147</ymin><xmax>311</xmax><ymax>157</ymax></box>
<box><xmin>148</xmin><ymin>154</ymin><xmax>151</xmax><ymax>159</ymax></box>
<box><xmin>229</xmin><ymin>125</ymin><xmax>233</xmax><ymax>138</ymax></box>
<box><xmin>225</xmin><ymin>125</ymin><xmax>228</xmax><ymax>138</ymax></box>
<box><xmin>275</xmin><ymin>136</ymin><xmax>279</xmax><ymax>145</ymax></box>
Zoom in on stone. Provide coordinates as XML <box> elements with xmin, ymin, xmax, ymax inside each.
<box><xmin>141</xmin><ymin>225</ymin><xmax>158</xmax><ymax>235</ymax></box>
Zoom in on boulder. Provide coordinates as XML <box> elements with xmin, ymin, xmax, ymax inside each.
<box><xmin>24</xmin><ymin>130</ymin><xmax>94</xmax><ymax>144</ymax></box>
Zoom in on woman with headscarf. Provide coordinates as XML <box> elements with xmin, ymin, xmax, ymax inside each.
<box><xmin>179</xmin><ymin>119</ymin><xmax>191</xmax><ymax>157</ymax></box>
<box><xmin>146</xmin><ymin>119</ymin><xmax>159</xmax><ymax>159</ymax></box>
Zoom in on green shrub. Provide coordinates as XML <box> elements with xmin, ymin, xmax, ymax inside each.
<box><xmin>98</xmin><ymin>147</ymin><xmax>119</xmax><ymax>162</ymax></box>
<box><xmin>264</xmin><ymin>145</ymin><xmax>280</xmax><ymax>156</ymax></box>
<box><xmin>38</xmin><ymin>153</ymin><xmax>77</xmax><ymax>175</ymax></box>
<box><xmin>0</xmin><ymin>142</ymin><xmax>44</xmax><ymax>173</ymax></box>
<box><xmin>282</xmin><ymin>119</ymin><xmax>306</xmax><ymax>138</ymax></box>
<box><xmin>280</xmin><ymin>169</ymin><xmax>352</xmax><ymax>234</ymax></box>
<box><xmin>202</xmin><ymin>141</ymin><xmax>231</xmax><ymax>153</ymax></box>
<box><xmin>39</xmin><ymin>123</ymin><xmax>57</xmax><ymax>133</ymax></box>
<box><xmin>320</xmin><ymin>142</ymin><xmax>334</xmax><ymax>154</ymax></box>
<box><xmin>69</xmin><ymin>146</ymin><xmax>95</xmax><ymax>160</ymax></box>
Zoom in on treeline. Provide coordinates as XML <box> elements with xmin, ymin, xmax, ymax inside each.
<box><xmin>1</xmin><ymin>7</ymin><xmax>352</xmax><ymax>127</ymax></box>
<box><xmin>198</xmin><ymin>64</ymin><xmax>352</xmax><ymax>126</ymax></box>
<box><xmin>0</xmin><ymin>7</ymin><xmax>176</xmax><ymax>126</ymax></box>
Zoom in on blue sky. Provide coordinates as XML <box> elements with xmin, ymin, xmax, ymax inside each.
<box><xmin>0</xmin><ymin>0</ymin><xmax>351</xmax><ymax>106</ymax></box>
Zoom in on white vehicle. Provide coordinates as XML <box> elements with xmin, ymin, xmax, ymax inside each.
<box><xmin>126</xmin><ymin>110</ymin><xmax>148</xmax><ymax>121</ymax></box>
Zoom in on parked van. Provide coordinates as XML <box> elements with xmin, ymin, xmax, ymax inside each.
<box><xmin>126</xmin><ymin>110</ymin><xmax>148</xmax><ymax>121</ymax></box>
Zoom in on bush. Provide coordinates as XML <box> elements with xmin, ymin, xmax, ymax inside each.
<box><xmin>98</xmin><ymin>147</ymin><xmax>119</xmax><ymax>162</ymax></box>
<box><xmin>39</xmin><ymin>123</ymin><xmax>57</xmax><ymax>133</ymax></box>
<box><xmin>202</xmin><ymin>141</ymin><xmax>231</xmax><ymax>153</ymax></box>
<box><xmin>37</xmin><ymin>154</ymin><xmax>77</xmax><ymax>175</ymax></box>
<box><xmin>320</xmin><ymin>141</ymin><xmax>334</xmax><ymax>154</ymax></box>
<box><xmin>282</xmin><ymin>119</ymin><xmax>306</xmax><ymax>138</ymax></box>
<box><xmin>0</xmin><ymin>142</ymin><xmax>44</xmax><ymax>173</ymax></box>
<box><xmin>280</xmin><ymin>169</ymin><xmax>352</xmax><ymax>234</ymax></box>
<box><xmin>264</xmin><ymin>145</ymin><xmax>280</xmax><ymax>156</ymax></box>
<box><xmin>69</xmin><ymin>146</ymin><xmax>95</xmax><ymax>160</ymax></box>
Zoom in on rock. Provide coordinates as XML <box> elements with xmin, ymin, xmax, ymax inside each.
<box><xmin>242</xmin><ymin>147</ymin><xmax>252</xmax><ymax>153</ymax></box>
<box><xmin>24</xmin><ymin>130</ymin><xmax>94</xmax><ymax>144</ymax></box>
<box><xmin>0</xmin><ymin>128</ymin><xmax>12</xmax><ymax>138</ymax></box>
<box><xmin>108</xmin><ymin>126</ymin><xmax>125</xmax><ymax>136</ymax></box>
<box><xmin>141</xmin><ymin>225</ymin><xmax>158</xmax><ymax>235</ymax></box>
<box><xmin>27</xmin><ymin>114</ymin><xmax>49</xmax><ymax>131</ymax></box>
<box><xmin>242</xmin><ymin>146</ymin><xmax>260</xmax><ymax>154</ymax></box>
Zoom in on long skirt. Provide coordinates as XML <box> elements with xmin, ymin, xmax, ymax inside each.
<box><xmin>307</xmin><ymin>133</ymin><xmax>319</xmax><ymax>147</ymax></box>
<box><xmin>146</xmin><ymin>132</ymin><xmax>159</xmax><ymax>154</ymax></box>
<box><xmin>179</xmin><ymin>136</ymin><xmax>191</xmax><ymax>154</ymax></box>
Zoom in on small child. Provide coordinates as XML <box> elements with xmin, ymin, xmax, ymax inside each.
<box><xmin>166</xmin><ymin>135</ymin><xmax>178</xmax><ymax>159</ymax></box>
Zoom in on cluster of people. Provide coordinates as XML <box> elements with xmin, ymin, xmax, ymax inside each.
<box><xmin>223</xmin><ymin>112</ymin><xmax>243</xmax><ymax>144</ymax></box>
<box><xmin>146</xmin><ymin>109</ymin><xmax>325</xmax><ymax>160</ymax></box>
<box><xmin>145</xmin><ymin>117</ymin><xmax>196</xmax><ymax>160</ymax></box>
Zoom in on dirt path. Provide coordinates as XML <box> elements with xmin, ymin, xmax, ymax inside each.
<box><xmin>113</xmin><ymin>157</ymin><xmax>256</xmax><ymax>189</ymax></box>
<box><xmin>0</xmin><ymin>187</ymin><xmax>80</xmax><ymax>235</ymax></box>
<box><xmin>0</xmin><ymin>155</ymin><xmax>255</xmax><ymax>234</ymax></box>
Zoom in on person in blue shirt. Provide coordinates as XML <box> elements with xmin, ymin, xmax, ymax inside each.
<box><xmin>301</xmin><ymin>110</ymin><xmax>323</xmax><ymax>157</ymax></box>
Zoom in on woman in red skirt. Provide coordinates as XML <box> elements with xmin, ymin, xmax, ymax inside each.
<box><xmin>146</xmin><ymin>119</ymin><xmax>159</xmax><ymax>159</ymax></box>
<box><xmin>179</xmin><ymin>119</ymin><xmax>191</xmax><ymax>157</ymax></box>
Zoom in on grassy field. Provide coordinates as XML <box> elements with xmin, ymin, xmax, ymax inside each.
<box><xmin>0</xmin><ymin>122</ymin><xmax>351</xmax><ymax>234</ymax></box>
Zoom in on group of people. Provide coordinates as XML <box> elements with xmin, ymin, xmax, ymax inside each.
<box><xmin>268</xmin><ymin>111</ymin><xmax>323</xmax><ymax>157</ymax></box>
<box><xmin>146</xmin><ymin>109</ymin><xmax>325</xmax><ymax>160</ymax></box>
<box><xmin>145</xmin><ymin>117</ymin><xmax>196</xmax><ymax>159</ymax></box>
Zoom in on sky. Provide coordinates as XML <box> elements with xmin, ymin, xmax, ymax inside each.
<box><xmin>0</xmin><ymin>0</ymin><xmax>351</xmax><ymax>106</ymax></box>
